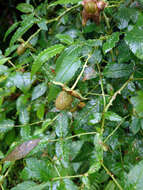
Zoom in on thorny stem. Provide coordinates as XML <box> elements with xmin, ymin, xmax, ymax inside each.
<box><xmin>104</xmin><ymin>115</ymin><xmax>129</xmax><ymax>143</ymax></box>
<box><xmin>87</xmin><ymin>92</ymin><xmax>110</xmax><ymax>97</ymax></box>
<box><xmin>96</xmin><ymin>63</ymin><xmax>106</xmax><ymax>135</ymax></box>
<box><xmin>101</xmin><ymin>74</ymin><xmax>133</xmax><ymax>134</ymax></box>
<box><xmin>14</xmin><ymin>115</ymin><xmax>59</xmax><ymax>128</ymax></box>
<box><xmin>101</xmin><ymin>161</ymin><xmax>123</xmax><ymax>190</ymax></box>
<box><xmin>104</xmin><ymin>74</ymin><xmax>133</xmax><ymax>112</ymax></box>
<box><xmin>41</xmin><ymin>131</ymin><xmax>97</xmax><ymax>144</ymax></box>
<box><xmin>71</xmin><ymin>54</ymin><xmax>92</xmax><ymax>90</ymax></box>
<box><xmin>96</xmin><ymin>63</ymin><xmax>106</xmax><ymax>108</ymax></box>
<box><xmin>52</xmin><ymin>173</ymin><xmax>88</xmax><ymax>181</ymax></box>
<box><xmin>65</xmin><ymin>131</ymin><xmax>97</xmax><ymax>140</ymax></box>
<box><xmin>20</xmin><ymin>131</ymin><xmax>96</xmax><ymax>152</ymax></box>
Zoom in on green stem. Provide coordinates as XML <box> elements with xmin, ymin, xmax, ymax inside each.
<box><xmin>71</xmin><ymin>54</ymin><xmax>92</xmax><ymax>90</ymax></box>
<box><xmin>104</xmin><ymin>74</ymin><xmax>133</xmax><ymax>113</ymax></box>
<box><xmin>52</xmin><ymin>173</ymin><xmax>88</xmax><ymax>181</ymax></box>
<box><xmin>101</xmin><ymin>162</ymin><xmax>123</xmax><ymax>190</ymax></box>
<box><xmin>104</xmin><ymin>115</ymin><xmax>129</xmax><ymax>143</ymax></box>
<box><xmin>103</xmin><ymin>12</ymin><xmax>110</xmax><ymax>30</ymax></box>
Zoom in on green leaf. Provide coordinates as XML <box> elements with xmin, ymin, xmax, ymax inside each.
<box><xmin>47</xmin><ymin>84</ymin><xmax>61</xmax><ymax>103</ymax></box>
<box><xmin>5</xmin><ymin>44</ymin><xmax>19</xmax><ymax>56</ymax></box>
<box><xmin>125</xmin><ymin>26</ymin><xmax>143</xmax><ymax>60</ymax></box>
<box><xmin>11</xmin><ymin>181</ymin><xmax>36</xmax><ymax>190</ymax></box>
<box><xmin>88</xmin><ymin>133</ymin><xmax>103</xmax><ymax>174</ymax></box>
<box><xmin>94</xmin><ymin>133</ymin><xmax>103</xmax><ymax>162</ymax></box>
<box><xmin>55</xmin><ymin>113</ymin><xmax>69</xmax><ymax>137</ymax></box>
<box><xmin>60</xmin><ymin>179</ymin><xmax>78</xmax><ymax>190</ymax></box>
<box><xmin>9</xmin><ymin>72</ymin><xmax>34</xmax><ymax>93</ymax></box>
<box><xmin>88</xmin><ymin>113</ymin><xmax>102</xmax><ymax>125</ymax></box>
<box><xmin>140</xmin><ymin>119</ymin><xmax>143</xmax><ymax>130</ymax></box>
<box><xmin>27</xmin><ymin>182</ymin><xmax>50</xmax><ymax>190</ymax></box>
<box><xmin>69</xmin><ymin>141</ymin><xmax>84</xmax><ymax>161</ymax></box>
<box><xmin>131</xmin><ymin>91</ymin><xmax>143</xmax><ymax>114</ymax></box>
<box><xmin>4</xmin><ymin>22</ymin><xmax>19</xmax><ymax>41</ymax></box>
<box><xmin>73</xmin><ymin>142</ymin><xmax>93</xmax><ymax>162</ymax></box>
<box><xmin>0</xmin><ymin>119</ymin><xmax>14</xmax><ymax>133</ymax></box>
<box><xmin>37</xmin><ymin>19</ymin><xmax>48</xmax><ymax>30</ymax></box>
<box><xmin>48</xmin><ymin>45</ymin><xmax>82</xmax><ymax>102</ymax></box>
<box><xmin>4</xmin><ymin>139</ymin><xmax>40</xmax><ymax>161</ymax></box>
<box><xmin>115</xmin><ymin>7</ymin><xmax>138</xmax><ymax>29</ymax></box>
<box><xmin>104</xmin><ymin>180</ymin><xmax>116</xmax><ymax>190</ymax></box>
<box><xmin>19</xmin><ymin>108</ymin><xmax>30</xmax><ymax>125</ymax></box>
<box><xmin>31</xmin><ymin>44</ymin><xmax>64</xmax><ymax>77</ymax></box>
<box><xmin>10</xmin><ymin>15</ymin><xmax>36</xmax><ymax>46</ymax></box>
<box><xmin>20</xmin><ymin>126</ymin><xmax>31</xmax><ymax>139</ymax></box>
<box><xmin>85</xmin><ymin>39</ymin><xmax>102</xmax><ymax>47</ymax></box>
<box><xmin>130</xmin><ymin>117</ymin><xmax>141</xmax><ymax>134</ymax></box>
<box><xmin>0</xmin><ymin>57</ymin><xmax>11</xmax><ymax>65</ymax></box>
<box><xmin>56</xmin><ymin>57</ymin><xmax>81</xmax><ymax>82</ymax></box>
<box><xmin>31</xmin><ymin>83</ymin><xmax>47</xmax><ymax>100</ymax></box>
<box><xmin>0</xmin><ymin>150</ymin><xmax>4</xmax><ymax>159</ymax></box>
<box><xmin>0</xmin><ymin>65</ymin><xmax>9</xmax><ymax>75</ymax></box>
<box><xmin>128</xmin><ymin>160</ymin><xmax>143</xmax><ymax>189</ymax></box>
<box><xmin>56</xmin><ymin>34</ymin><xmax>74</xmax><ymax>45</ymax></box>
<box><xmin>17</xmin><ymin>95</ymin><xmax>28</xmax><ymax>112</ymax></box>
<box><xmin>117</xmin><ymin>40</ymin><xmax>131</xmax><ymax>63</ymax></box>
<box><xmin>55</xmin><ymin>45</ymin><xmax>81</xmax><ymax>83</ymax></box>
<box><xmin>105</xmin><ymin>111</ymin><xmax>122</xmax><ymax>122</ymax></box>
<box><xmin>82</xmin><ymin>176</ymin><xmax>90</xmax><ymax>189</ymax></box>
<box><xmin>21</xmin><ymin>158</ymin><xmax>57</xmax><ymax>181</ymax></box>
<box><xmin>37</xmin><ymin>104</ymin><xmax>45</xmax><ymax>120</ymax></box>
<box><xmin>103</xmin><ymin>32</ymin><xmax>120</xmax><ymax>54</ymax></box>
<box><xmin>16</xmin><ymin>3</ymin><xmax>34</xmax><ymax>13</ymax></box>
<box><xmin>103</xmin><ymin>63</ymin><xmax>133</xmax><ymax>78</ymax></box>
<box><xmin>16</xmin><ymin>95</ymin><xmax>30</xmax><ymax>125</ymax></box>
<box><xmin>56</xmin><ymin>141</ymin><xmax>70</xmax><ymax>168</ymax></box>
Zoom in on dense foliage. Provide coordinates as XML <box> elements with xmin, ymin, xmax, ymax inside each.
<box><xmin>1</xmin><ymin>0</ymin><xmax>143</xmax><ymax>189</ymax></box>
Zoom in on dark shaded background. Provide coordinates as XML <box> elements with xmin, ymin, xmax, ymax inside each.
<box><xmin>0</xmin><ymin>0</ymin><xmax>25</xmax><ymax>50</ymax></box>
<box><xmin>0</xmin><ymin>0</ymin><xmax>50</xmax><ymax>50</ymax></box>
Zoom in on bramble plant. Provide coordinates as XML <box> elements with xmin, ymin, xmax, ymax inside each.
<box><xmin>1</xmin><ymin>0</ymin><xmax>143</xmax><ymax>189</ymax></box>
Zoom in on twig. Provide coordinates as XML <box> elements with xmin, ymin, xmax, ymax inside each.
<box><xmin>71</xmin><ymin>54</ymin><xmax>92</xmax><ymax>90</ymax></box>
<box><xmin>103</xmin><ymin>12</ymin><xmax>110</xmax><ymax>29</ymax></box>
<box><xmin>0</xmin><ymin>163</ymin><xmax>14</xmax><ymax>187</ymax></box>
<box><xmin>0</xmin><ymin>184</ymin><xmax>4</xmax><ymax>190</ymax></box>
<box><xmin>100</xmin><ymin>74</ymin><xmax>133</xmax><ymax>134</ymax></box>
<box><xmin>87</xmin><ymin>92</ymin><xmax>110</xmax><ymax>97</ymax></box>
<box><xmin>52</xmin><ymin>173</ymin><xmax>88</xmax><ymax>181</ymax></box>
<box><xmin>14</xmin><ymin>115</ymin><xmax>59</xmax><ymax>128</ymax></box>
<box><xmin>104</xmin><ymin>74</ymin><xmax>133</xmax><ymax>113</ymax></box>
<box><xmin>40</xmin><ymin>131</ymin><xmax>97</xmax><ymax>144</ymax></box>
<box><xmin>101</xmin><ymin>162</ymin><xmax>123</xmax><ymax>190</ymax></box>
<box><xmin>96</xmin><ymin>63</ymin><xmax>106</xmax><ymax>108</ymax></box>
<box><xmin>104</xmin><ymin>115</ymin><xmax>129</xmax><ymax>143</ymax></box>
<box><xmin>24</xmin><ymin>28</ymin><xmax>41</xmax><ymax>46</ymax></box>
<box><xmin>65</xmin><ymin>131</ymin><xmax>97</xmax><ymax>140</ymax></box>
<box><xmin>96</xmin><ymin>62</ymin><xmax>106</xmax><ymax>134</ymax></box>
<box><xmin>8</xmin><ymin>59</ymin><xmax>16</xmax><ymax>68</ymax></box>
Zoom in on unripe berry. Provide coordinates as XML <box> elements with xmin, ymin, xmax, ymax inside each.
<box><xmin>55</xmin><ymin>91</ymin><xmax>73</xmax><ymax>110</ymax></box>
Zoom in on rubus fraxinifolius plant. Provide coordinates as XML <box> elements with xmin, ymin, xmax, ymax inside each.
<box><xmin>1</xmin><ymin>0</ymin><xmax>143</xmax><ymax>189</ymax></box>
